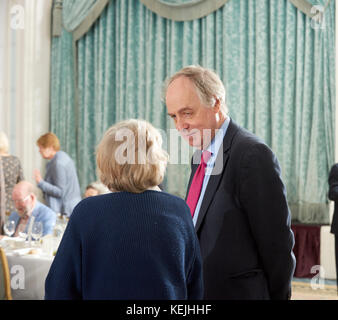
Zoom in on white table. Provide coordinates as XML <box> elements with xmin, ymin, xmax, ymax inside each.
<box><xmin>5</xmin><ymin>249</ymin><xmax>54</xmax><ymax>300</ymax></box>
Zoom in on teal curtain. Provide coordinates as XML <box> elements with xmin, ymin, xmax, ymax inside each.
<box><xmin>221</xmin><ymin>0</ymin><xmax>335</xmax><ymax>224</ymax></box>
<box><xmin>50</xmin><ymin>0</ymin><xmax>106</xmax><ymax>183</ymax></box>
<box><xmin>62</xmin><ymin>0</ymin><xmax>98</xmax><ymax>31</ymax></box>
<box><xmin>50</xmin><ymin>29</ymin><xmax>77</xmax><ymax>162</ymax></box>
<box><xmin>51</xmin><ymin>0</ymin><xmax>335</xmax><ymax>224</ymax></box>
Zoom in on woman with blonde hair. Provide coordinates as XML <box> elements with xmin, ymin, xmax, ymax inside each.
<box><xmin>45</xmin><ymin>119</ymin><xmax>203</xmax><ymax>300</ymax></box>
<box><xmin>0</xmin><ymin>132</ymin><xmax>24</xmax><ymax>233</ymax></box>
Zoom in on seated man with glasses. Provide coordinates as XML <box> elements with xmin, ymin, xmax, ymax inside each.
<box><xmin>8</xmin><ymin>181</ymin><xmax>56</xmax><ymax>237</ymax></box>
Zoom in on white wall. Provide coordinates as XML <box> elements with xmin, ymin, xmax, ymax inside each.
<box><xmin>0</xmin><ymin>0</ymin><xmax>10</xmax><ymax>134</ymax></box>
<box><xmin>0</xmin><ymin>0</ymin><xmax>52</xmax><ymax>197</ymax></box>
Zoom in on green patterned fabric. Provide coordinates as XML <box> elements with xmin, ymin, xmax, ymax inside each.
<box><xmin>282</xmin><ymin>0</ymin><xmax>331</xmax><ymax>17</ymax></box>
<box><xmin>62</xmin><ymin>0</ymin><xmax>98</xmax><ymax>31</ymax></box>
<box><xmin>139</xmin><ymin>0</ymin><xmax>230</xmax><ymax>21</ymax></box>
<box><xmin>50</xmin><ymin>29</ymin><xmax>77</xmax><ymax>162</ymax></box>
<box><xmin>50</xmin><ymin>0</ymin><xmax>335</xmax><ymax>223</ymax></box>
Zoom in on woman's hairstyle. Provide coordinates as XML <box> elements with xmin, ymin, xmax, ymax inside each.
<box><xmin>36</xmin><ymin>132</ymin><xmax>60</xmax><ymax>151</ymax></box>
<box><xmin>163</xmin><ymin>65</ymin><xmax>228</xmax><ymax>115</ymax></box>
<box><xmin>0</xmin><ymin>132</ymin><xmax>9</xmax><ymax>154</ymax></box>
<box><xmin>96</xmin><ymin>119</ymin><xmax>168</xmax><ymax>193</ymax></box>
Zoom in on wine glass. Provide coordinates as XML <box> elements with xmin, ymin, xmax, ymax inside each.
<box><xmin>4</xmin><ymin>220</ymin><xmax>15</xmax><ymax>237</ymax></box>
<box><xmin>17</xmin><ymin>223</ymin><xmax>28</xmax><ymax>241</ymax></box>
<box><xmin>32</xmin><ymin>221</ymin><xmax>43</xmax><ymax>246</ymax></box>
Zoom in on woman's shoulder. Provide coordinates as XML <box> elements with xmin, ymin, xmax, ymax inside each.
<box><xmin>53</xmin><ymin>151</ymin><xmax>72</xmax><ymax>164</ymax></box>
<box><xmin>1</xmin><ymin>154</ymin><xmax>21</xmax><ymax>165</ymax></box>
<box><xmin>76</xmin><ymin>193</ymin><xmax>110</xmax><ymax>208</ymax></box>
<box><xmin>152</xmin><ymin>190</ymin><xmax>185</xmax><ymax>203</ymax></box>
<box><xmin>138</xmin><ymin>189</ymin><xmax>179</xmax><ymax>201</ymax></box>
<box><xmin>68</xmin><ymin>193</ymin><xmax>111</xmax><ymax>223</ymax></box>
<box><xmin>146</xmin><ymin>191</ymin><xmax>190</xmax><ymax>215</ymax></box>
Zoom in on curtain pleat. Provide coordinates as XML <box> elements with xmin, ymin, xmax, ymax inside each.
<box><xmin>62</xmin><ymin>0</ymin><xmax>99</xmax><ymax>32</ymax></box>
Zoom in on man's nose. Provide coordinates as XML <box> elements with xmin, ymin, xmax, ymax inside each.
<box><xmin>176</xmin><ymin>117</ymin><xmax>189</xmax><ymax>132</ymax></box>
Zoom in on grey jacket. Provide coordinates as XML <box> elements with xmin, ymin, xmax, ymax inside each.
<box><xmin>38</xmin><ymin>151</ymin><xmax>81</xmax><ymax>217</ymax></box>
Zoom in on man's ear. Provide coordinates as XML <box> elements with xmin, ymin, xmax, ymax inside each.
<box><xmin>213</xmin><ymin>97</ymin><xmax>220</xmax><ymax>113</ymax></box>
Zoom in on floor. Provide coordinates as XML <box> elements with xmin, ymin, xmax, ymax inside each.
<box><xmin>291</xmin><ymin>277</ymin><xmax>338</xmax><ymax>300</ymax></box>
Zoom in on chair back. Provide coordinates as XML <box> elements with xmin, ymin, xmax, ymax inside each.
<box><xmin>0</xmin><ymin>247</ymin><xmax>12</xmax><ymax>300</ymax></box>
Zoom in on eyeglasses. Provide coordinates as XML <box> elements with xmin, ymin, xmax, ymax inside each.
<box><xmin>13</xmin><ymin>194</ymin><xmax>31</xmax><ymax>204</ymax></box>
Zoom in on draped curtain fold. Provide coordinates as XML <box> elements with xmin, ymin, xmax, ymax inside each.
<box><xmin>62</xmin><ymin>0</ymin><xmax>98</xmax><ymax>31</ymax></box>
<box><xmin>50</xmin><ymin>30</ymin><xmax>77</xmax><ymax>162</ymax></box>
<box><xmin>140</xmin><ymin>0</ymin><xmax>332</xmax><ymax>20</ymax></box>
<box><xmin>139</xmin><ymin>0</ymin><xmax>230</xmax><ymax>21</ymax></box>
<box><xmin>50</xmin><ymin>0</ymin><xmax>335</xmax><ymax>224</ymax></box>
<box><xmin>50</xmin><ymin>0</ymin><xmax>110</xmax><ymax>160</ymax></box>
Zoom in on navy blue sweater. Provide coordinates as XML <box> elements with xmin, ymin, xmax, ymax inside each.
<box><xmin>44</xmin><ymin>190</ymin><xmax>203</xmax><ymax>300</ymax></box>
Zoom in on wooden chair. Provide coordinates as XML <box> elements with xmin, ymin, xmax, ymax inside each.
<box><xmin>0</xmin><ymin>247</ymin><xmax>12</xmax><ymax>300</ymax></box>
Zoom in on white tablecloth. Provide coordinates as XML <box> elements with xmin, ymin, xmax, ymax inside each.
<box><xmin>6</xmin><ymin>250</ymin><xmax>54</xmax><ymax>300</ymax></box>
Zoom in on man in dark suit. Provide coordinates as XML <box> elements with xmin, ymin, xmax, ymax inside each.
<box><xmin>328</xmin><ymin>164</ymin><xmax>338</xmax><ymax>290</ymax></box>
<box><xmin>164</xmin><ymin>65</ymin><xmax>296</xmax><ymax>300</ymax></box>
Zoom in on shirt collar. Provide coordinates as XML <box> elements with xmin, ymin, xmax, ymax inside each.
<box><xmin>205</xmin><ymin>116</ymin><xmax>230</xmax><ymax>164</ymax></box>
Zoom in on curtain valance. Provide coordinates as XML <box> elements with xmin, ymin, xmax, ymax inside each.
<box><xmin>139</xmin><ymin>0</ymin><xmax>331</xmax><ymax>21</ymax></box>
<box><xmin>53</xmin><ymin>0</ymin><xmax>332</xmax><ymax>38</ymax></box>
<box><xmin>139</xmin><ymin>0</ymin><xmax>229</xmax><ymax>21</ymax></box>
<box><xmin>52</xmin><ymin>0</ymin><xmax>110</xmax><ymax>40</ymax></box>
<box><xmin>62</xmin><ymin>0</ymin><xmax>98</xmax><ymax>31</ymax></box>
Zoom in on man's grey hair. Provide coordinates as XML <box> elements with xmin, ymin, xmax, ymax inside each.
<box><xmin>163</xmin><ymin>65</ymin><xmax>228</xmax><ymax>115</ymax></box>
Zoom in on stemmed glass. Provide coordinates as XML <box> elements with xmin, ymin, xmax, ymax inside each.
<box><xmin>3</xmin><ymin>220</ymin><xmax>15</xmax><ymax>237</ymax></box>
<box><xmin>32</xmin><ymin>221</ymin><xmax>43</xmax><ymax>247</ymax></box>
<box><xmin>17</xmin><ymin>223</ymin><xmax>28</xmax><ymax>241</ymax></box>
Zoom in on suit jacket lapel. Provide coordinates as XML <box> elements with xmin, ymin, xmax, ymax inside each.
<box><xmin>194</xmin><ymin>119</ymin><xmax>240</xmax><ymax>233</ymax></box>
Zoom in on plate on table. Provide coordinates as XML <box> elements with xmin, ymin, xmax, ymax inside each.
<box><xmin>11</xmin><ymin>247</ymin><xmax>42</xmax><ymax>256</ymax></box>
<box><xmin>0</xmin><ymin>236</ymin><xmax>25</xmax><ymax>249</ymax></box>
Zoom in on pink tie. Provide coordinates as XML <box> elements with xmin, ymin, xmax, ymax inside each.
<box><xmin>186</xmin><ymin>151</ymin><xmax>211</xmax><ymax>217</ymax></box>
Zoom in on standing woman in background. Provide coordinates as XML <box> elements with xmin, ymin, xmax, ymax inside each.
<box><xmin>34</xmin><ymin>132</ymin><xmax>82</xmax><ymax>218</ymax></box>
<box><xmin>0</xmin><ymin>132</ymin><xmax>24</xmax><ymax>234</ymax></box>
